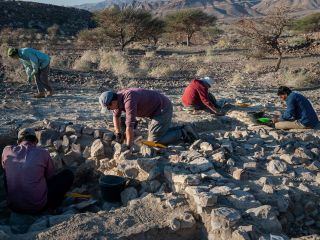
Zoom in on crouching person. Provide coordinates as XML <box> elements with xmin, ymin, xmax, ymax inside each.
<box><xmin>273</xmin><ymin>86</ymin><xmax>319</xmax><ymax>130</ymax></box>
<box><xmin>181</xmin><ymin>77</ymin><xmax>225</xmax><ymax>116</ymax></box>
<box><xmin>99</xmin><ymin>88</ymin><xmax>199</xmax><ymax>149</ymax></box>
<box><xmin>1</xmin><ymin>128</ymin><xmax>74</xmax><ymax>214</ymax></box>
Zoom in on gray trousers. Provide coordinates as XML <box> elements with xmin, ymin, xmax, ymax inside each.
<box><xmin>148</xmin><ymin>105</ymin><xmax>183</xmax><ymax>145</ymax></box>
<box><xmin>35</xmin><ymin>65</ymin><xmax>52</xmax><ymax>93</ymax></box>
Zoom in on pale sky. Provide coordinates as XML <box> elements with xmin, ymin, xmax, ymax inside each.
<box><xmin>21</xmin><ymin>0</ymin><xmax>103</xmax><ymax>6</ymax></box>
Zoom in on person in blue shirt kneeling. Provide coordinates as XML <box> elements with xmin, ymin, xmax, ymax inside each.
<box><xmin>273</xmin><ymin>86</ymin><xmax>319</xmax><ymax>130</ymax></box>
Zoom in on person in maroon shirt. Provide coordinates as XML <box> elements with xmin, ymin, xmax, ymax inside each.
<box><xmin>2</xmin><ymin>128</ymin><xmax>74</xmax><ymax>214</ymax></box>
<box><xmin>181</xmin><ymin>77</ymin><xmax>224</xmax><ymax>115</ymax></box>
<box><xmin>99</xmin><ymin>88</ymin><xmax>199</xmax><ymax>148</ymax></box>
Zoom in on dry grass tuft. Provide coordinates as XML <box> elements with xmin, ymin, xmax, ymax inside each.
<box><xmin>99</xmin><ymin>50</ymin><xmax>133</xmax><ymax>78</ymax></box>
<box><xmin>196</xmin><ymin>68</ymin><xmax>211</xmax><ymax>78</ymax></box>
<box><xmin>148</xmin><ymin>64</ymin><xmax>175</xmax><ymax>78</ymax></box>
<box><xmin>243</xmin><ymin>63</ymin><xmax>265</xmax><ymax>74</ymax></box>
<box><xmin>282</xmin><ymin>70</ymin><xmax>319</xmax><ymax>88</ymax></box>
<box><xmin>73</xmin><ymin>50</ymin><xmax>99</xmax><ymax>71</ymax></box>
<box><xmin>0</xmin><ymin>43</ymin><xmax>25</xmax><ymax>82</ymax></box>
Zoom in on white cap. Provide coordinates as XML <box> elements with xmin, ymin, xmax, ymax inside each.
<box><xmin>200</xmin><ymin>76</ymin><xmax>214</xmax><ymax>87</ymax></box>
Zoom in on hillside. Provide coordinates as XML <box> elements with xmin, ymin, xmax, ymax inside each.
<box><xmin>0</xmin><ymin>1</ymin><xmax>95</xmax><ymax>35</ymax></box>
<box><xmin>75</xmin><ymin>0</ymin><xmax>320</xmax><ymax>18</ymax></box>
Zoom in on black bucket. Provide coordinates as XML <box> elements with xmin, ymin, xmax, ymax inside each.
<box><xmin>99</xmin><ymin>175</ymin><xmax>127</xmax><ymax>202</ymax></box>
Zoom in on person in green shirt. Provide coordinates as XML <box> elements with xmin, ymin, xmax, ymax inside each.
<box><xmin>7</xmin><ymin>47</ymin><xmax>53</xmax><ymax>98</ymax></box>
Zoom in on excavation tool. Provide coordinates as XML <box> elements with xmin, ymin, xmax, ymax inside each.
<box><xmin>65</xmin><ymin>193</ymin><xmax>92</xmax><ymax>199</ymax></box>
<box><xmin>142</xmin><ymin>141</ymin><xmax>167</xmax><ymax>148</ymax></box>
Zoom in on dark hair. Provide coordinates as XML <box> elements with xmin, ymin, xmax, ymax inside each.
<box><xmin>277</xmin><ymin>86</ymin><xmax>292</xmax><ymax>96</ymax></box>
<box><xmin>18</xmin><ymin>135</ymin><xmax>38</xmax><ymax>144</ymax></box>
<box><xmin>111</xmin><ymin>92</ymin><xmax>118</xmax><ymax>101</ymax></box>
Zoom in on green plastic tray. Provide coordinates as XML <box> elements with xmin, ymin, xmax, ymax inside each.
<box><xmin>257</xmin><ymin>117</ymin><xmax>272</xmax><ymax>123</ymax></box>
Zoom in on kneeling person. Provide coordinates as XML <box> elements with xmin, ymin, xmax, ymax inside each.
<box><xmin>273</xmin><ymin>86</ymin><xmax>319</xmax><ymax>130</ymax></box>
<box><xmin>181</xmin><ymin>77</ymin><xmax>224</xmax><ymax>115</ymax></box>
<box><xmin>99</xmin><ymin>88</ymin><xmax>199</xmax><ymax>148</ymax></box>
<box><xmin>2</xmin><ymin>128</ymin><xmax>74</xmax><ymax>214</ymax></box>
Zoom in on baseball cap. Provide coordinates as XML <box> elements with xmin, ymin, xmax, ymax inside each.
<box><xmin>200</xmin><ymin>76</ymin><xmax>214</xmax><ymax>87</ymax></box>
<box><xmin>99</xmin><ymin>91</ymin><xmax>114</xmax><ymax>113</ymax></box>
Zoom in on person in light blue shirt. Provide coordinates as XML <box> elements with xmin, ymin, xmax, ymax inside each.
<box><xmin>7</xmin><ymin>47</ymin><xmax>53</xmax><ymax>98</ymax></box>
<box><xmin>273</xmin><ymin>86</ymin><xmax>319</xmax><ymax>129</ymax></box>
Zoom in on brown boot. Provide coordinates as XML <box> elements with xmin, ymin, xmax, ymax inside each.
<box><xmin>46</xmin><ymin>90</ymin><xmax>54</xmax><ymax>97</ymax></box>
<box><xmin>33</xmin><ymin>92</ymin><xmax>46</xmax><ymax>98</ymax></box>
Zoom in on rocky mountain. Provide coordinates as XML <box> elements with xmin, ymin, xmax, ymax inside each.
<box><xmin>0</xmin><ymin>1</ymin><xmax>95</xmax><ymax>35</ymax></box>
<box><xmin>75</xmin><ymin>0</ymin><xmax>320</xmax><ymax>18</ymax></box>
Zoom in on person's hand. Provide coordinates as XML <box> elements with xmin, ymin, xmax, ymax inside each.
<box><xmin>115</xmin><ymin>132</ymin><xmax>124</xmax><ymax>143</ymax></box>
<box><xmin>272</xmin><ymin>116</ymin><xmax>279</xmax><ymax>123</ymax></box>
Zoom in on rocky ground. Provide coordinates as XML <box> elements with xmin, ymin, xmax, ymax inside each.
<box><xmin>0</xmin><ymin>48</ymin><xmax>320</xmax><ymax>240</ymax></box>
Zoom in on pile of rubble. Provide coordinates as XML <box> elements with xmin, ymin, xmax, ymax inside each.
<box><xmin>0</xmin><ymin>109</ymin><xmax>320</xmax><ymax>239</ymax></box>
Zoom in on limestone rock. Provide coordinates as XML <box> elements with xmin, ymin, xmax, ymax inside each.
<box><xmin>267</xmin><ymin>160</ymin><xmax>287</xmax><ymax>175</ymax></box>
<box><xmin>53</xmin><ymin>140</ymin><xmax>62</xmax><ymax>151</ymax></box>
<box><xmin>189</xmin><ymin>139</ymin><xmax>203</xmax><ymax>150</ymax></box>
<box><xmin>211</xmin><ymin>207</ymin><xmax>241</xmax><ymax>230</ymax></box>
<box><xmin>180</xmin><ymin>212</ymin><xmax>196</xmax><ymax>229</ymax></box>
<box><xmin>62</xmin><ymin>150</ymin><xmax>83</xmax><ymax>166</ymax></box>
<box><xmin>90</xmin><ymin>139</ymin><xmax>105</xmax><ymax>158</ymax></box>
<box><xmin>232</xmin><ymin>168</ymin><xmax>249</xmax><ymax>180</ymax></box>
<box><xmin>118</xmin><ymin>160</ymin><xmax>139</xmax><ymax>179</ymax></box>
<box><xmin>121</xmin><ymin>187</ymin><xmax>138</xmax><ymax>205</ymax></box>
<box><xmin>200</xmin><ymin>142</ymin><xmax>214</xmax><ymax>153</ymax></box>
<box><xmin>195</xmin><ymin>192</ymin><xmax>218</xmax><ymax>207</ymax></box>
<box><xmin>280</xmin><ymin>154</ymin><xmax>300</xmax><ymax>165</ymax></box>
<box><xmin>211</xmin><ymin>151</ymin><xmax>227</xmax><ymax>164</ymax></box>
<box><xmin>189</xmin><ymin>157</ymin><xmax>213</xmax><ymax>173</ymax></box>
<box><xmin>65</xmin><ymin>124</ymin><xmax>82</xmax><ymax>136</ymax></box>
<box><xmin>82</xmin><ymin>127</ymin><xmax>94</xmax><ymax>135</ymax></box>
<box><xmin>245</xmin><ymin>205</ymin><xmax>282</xmax><ymax>233</ymax></box>
<box><xmin>50</xmin><ymin>151</ymin><xmax>63</xmax><ymax>169</ymax></box>
<box><xmin>61</xmin><ymin>134</ymin><xmax>69</xmax><ymax>150</ymax></box>
<box><xmin>36</xmin><ymin>129</ymin><xmax>60</xmax><ymax>147</ymax></box>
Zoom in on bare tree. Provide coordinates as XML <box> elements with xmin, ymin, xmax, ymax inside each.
<box><xmin>236</xmin><ymin>7</ymin><xmax>291</xmax><ymax>71</ymax></box>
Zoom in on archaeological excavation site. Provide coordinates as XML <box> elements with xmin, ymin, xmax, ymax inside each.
<box><xmin>1</xmin><ymin>0</ymin><xmax>320</xmax><ymax>240</ymax></box>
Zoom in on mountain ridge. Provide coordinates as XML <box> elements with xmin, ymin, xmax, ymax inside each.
<box><xmin>74</xmin><ymin>0</ymin><xmax>320</xmax><ymax>18</ymax></box>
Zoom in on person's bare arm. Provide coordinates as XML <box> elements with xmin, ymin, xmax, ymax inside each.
<box><xmin>113</xmin><ymin>115</ymin><xmax>121</xmax><ymax>133</ymax></box>
<box><xmin>125</xmin><ymin>127</ymin><xmax>134</xmax><ymax>147</ymax></box>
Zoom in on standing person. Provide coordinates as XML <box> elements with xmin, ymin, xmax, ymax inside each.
<box><xmin>273</xmin><ymin>86</ymin><xmax>319</xmax><ymax>130</ymax></box>
<box><xmin>2</xmin><ymin>128</ymin><xmax>74</xmax><ymax>214</ymax></box>
<box><xmin>99</xmin><ymin>88</ymin><xmax>199</xmax><ymax>148</ymax></box>
<box><xmin>181</xmin><ymin>77</ymin><xmax>224</xmax><ymax>115</ymax></box>
<box><xmin>7</xmin><ymin>47</ymin><xmax>53</xmax><ymax>98</ymax></box>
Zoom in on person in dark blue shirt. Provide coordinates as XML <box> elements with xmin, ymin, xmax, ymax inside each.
<box><xmin>273</xmin><ymin>86</ymin><xmax>319</xmax><ymax>130</ymax></box>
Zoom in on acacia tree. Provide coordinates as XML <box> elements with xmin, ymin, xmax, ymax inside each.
<box><xmin>145</xmin><ymin>18</ymin><xmax>165</xmax><ymax>46</ymax></box>
<box><xmin>165</xmin><ymin>9</ymin><xmax>216</xmax><ymax>46</ymax></box>
<box><xmin>292</xmin><ymin>12</ymin><xmax>320</xmax><ymax>33</ymax></box>
<box><xmin>95</xmin><ymin>8</ymin><xmax>163</xmax><ymax>51</ymax></box>
<box><xmin>236</xmin><ymin>7</ymin><xmax>291</xmax><ymax>71</ymax></box>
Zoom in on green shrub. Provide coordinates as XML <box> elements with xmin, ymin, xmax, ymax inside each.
<box><xmin>291</xmin><ymin>13</ymin><xmax>320</xmax><ymax>33</ymax></box>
